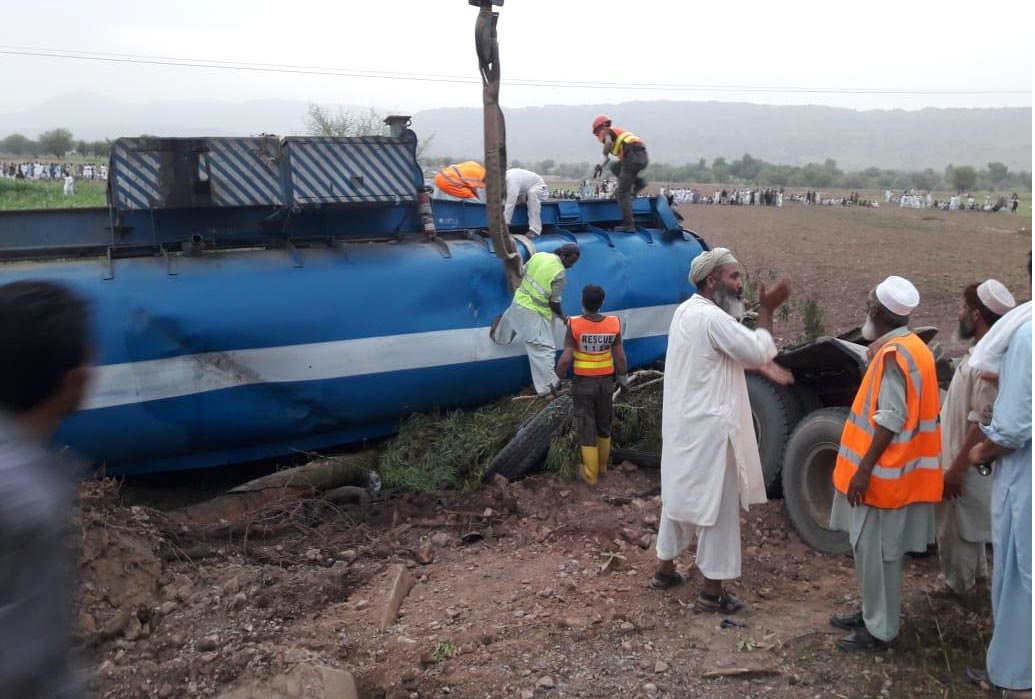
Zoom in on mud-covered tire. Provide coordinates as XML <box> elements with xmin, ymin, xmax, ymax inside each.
<box><xmin>747</xmin><ymin>374</ymin><xmax>801</xmax><ymax>498</ymax></box>
<box><xmin>610</xmin><ymin>448</ymin><xmax>660</xmax><ymax>469</ymax></box>
<box><xmin>791</xmin><ymin>384</ymin><xmax>824</xmax><ymax>416</ymax></box>
<box><xmin>484</xmin><ymin>394</ymin><xmax>573</xmax><ymax>481</ymax></box>
<box><xmin>782</xmin><ymin>407</ymin><xmax>851</xmax><ymax>554</ymax></box>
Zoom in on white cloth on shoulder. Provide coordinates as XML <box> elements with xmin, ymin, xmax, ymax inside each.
<box><xmin>969</xmin><ymin>301</ymin><xmax>1032</xmax><ymax>375</ymax></box>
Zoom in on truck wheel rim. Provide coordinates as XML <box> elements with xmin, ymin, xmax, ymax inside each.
<box><xmin>802</xmin><ymin>440</ymin><xmax>838</xmax><ymax>528</ymax></box>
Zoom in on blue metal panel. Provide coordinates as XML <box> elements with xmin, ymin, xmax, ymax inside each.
<box><xmin>283</xmin><ymin>136</ymin><xmax>423</xmax><ymax>206</ymax></box>
<box><xmin>110</xmin><ymin>139</ymin><xmax>162</xmax><ymax>210</ymax></box>
<box><xmin>206</xmin><ymin>137</ymin><xmax>284</xmax><ymax>207</ymax></box>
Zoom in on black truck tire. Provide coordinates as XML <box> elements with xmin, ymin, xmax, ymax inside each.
<box><xmin>746</xmin><ymin>373</ymin><xmax>801</xmax><ymax>498</ymax></box>
<box><xmin>781</xmin><ymin>407</ymin><xmax>851</xmax><ymax>554</ymax></box>
<box><xmin>610</xmin><ymin>448</ymin><xmax>660</xmax><ymax>469</ymax></box>
<box><xmin>484</xmin><ymin>394</ymin><xmax>573</xmax><ymax>481</ymax></box>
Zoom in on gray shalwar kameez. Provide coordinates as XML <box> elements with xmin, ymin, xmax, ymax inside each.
<box><xmin>830</xmin><ymin>327</ymin><xmax>936</xmax><ymax>642</ymax></box>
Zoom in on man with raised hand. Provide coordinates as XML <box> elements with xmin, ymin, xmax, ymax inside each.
<box><xmin>651</xmin><ymin>247</ymin><xmax>791</xmax><ymax>615</ymax></box>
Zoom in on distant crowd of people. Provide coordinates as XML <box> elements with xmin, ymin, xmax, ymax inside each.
<box><xmin>1</xmin><ymin>161</ymin><xmax>108</xmax><ymax>182</ymax></box>
<box><xmin>885</xmin><ymin>189</ymin><xmax>1021</xmax><ymax>214</ymax></box>
<box><xmin>658</xmin><ymin>186</ymin><xmax>784</xmax><ymax>207</ymax></box>
<box><xmin>551</xmin><ymin>179</ymin><xmax>620</xmax><ymax>200</ymax></box>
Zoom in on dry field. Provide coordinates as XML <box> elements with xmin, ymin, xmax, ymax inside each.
<box><xmin>676</xmin><ymin>200</ymin><xmax>1032</xmax><ymax>357</ymax></box>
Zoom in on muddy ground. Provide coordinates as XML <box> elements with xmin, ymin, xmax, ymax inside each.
<box><xmin>81</xmin><ymin>202</ymin><xmax>1030</xmax><ymax>698</ymax></box>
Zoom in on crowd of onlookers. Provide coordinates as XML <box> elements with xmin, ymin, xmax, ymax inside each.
<box><xmin>0</xmin><ymin>161</ymin><xmax>108</xmax><ymax>181</ymax></box>
<box><xmin>661</xmin><ymin>186</ymin><xmax>784</xmax><ymax>207</ymax></box>
<box><xmin>886</xmin><ymin>189</ymin><xmax>1021</xmax><ymax>213</ymax></box>
<box><xmin>551</xmin><ymin>178</ymin><xmax>620</xmax><ymax>200</ymax></box>
<box><xmin>653</xmin><ymin>185</ymin><xmax>1023</xmax><ymax>214</ymax></box>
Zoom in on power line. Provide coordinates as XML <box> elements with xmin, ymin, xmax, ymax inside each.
<box><xmin>0</xmin><ymin>45</ymin><xmax>1030</xmax><ymax>96</ymax></box>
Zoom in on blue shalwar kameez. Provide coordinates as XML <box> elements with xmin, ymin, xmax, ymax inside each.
<box><xmin>982</xmin><ymin>319</ymin><xmax>1032</xmax><ymax>691</ymax></box>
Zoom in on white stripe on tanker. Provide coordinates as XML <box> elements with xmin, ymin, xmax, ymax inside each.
<box><xmin>84</xmin><ymin>303</ymin><xmax>678</xmax><ymax>411</ymax></box>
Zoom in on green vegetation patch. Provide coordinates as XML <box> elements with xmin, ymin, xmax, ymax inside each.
<box><xmin>0</xmin><ymin>179</ymin><xmax>107</xmax><ymax>210</ymax></box>
<box><xmin>380</xmin><ymin>379</ymin><xmax>665</xmax><ymax>493</ymax></box>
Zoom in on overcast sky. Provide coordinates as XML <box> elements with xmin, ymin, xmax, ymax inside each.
<box><xmin>0</xmin><ymin>0</ymin><xmax>1031</xmax><ymax>114</ymax></box>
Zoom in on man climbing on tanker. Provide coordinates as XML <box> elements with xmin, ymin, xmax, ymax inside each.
<box><xmin>591</xmin><ymin>115</ymin><xmax>648</xmax><ymax>232</ymax></box>
<box><xmin>432</xmin><ymin>160</ymin><xmax>486</xmax><ymax>202</ymax></box>
<box><xmin>504</xmin><ymin>167</ymin><xmax>550</xmax><ymax>237</ymax></box>
<box><xmin>555</xmin><ymin>284</ymin><xmax>629</xmax><ymax>486</ymax></box>
<box><xmin>491</xmin><ymin>243</ymin><xmax>581</xmax><ymax>397</ymax></box>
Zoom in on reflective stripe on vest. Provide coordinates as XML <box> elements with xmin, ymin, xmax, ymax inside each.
<box><xmin>832</xmin><ymin>332</ymin><xmax>943</xmax><ymax>508</ymax></box>
<box><xmin>513</xmin><ymin>252</ymin><xmax>564</xmax><ymax>319</ymax></box>
<box><xmin>609</xmin><ymin>127</ymin><xmax>644</xmax><ymax>159</ymax></box>
<box><xmin>434</xmin><ymin>161</ymin><xmax>485</xmax><ymax>199</ymax></box>
<box><xmin>570</xmin><ymin>315</ymin><xmax>621</xmax><ymax>376</ymax></box>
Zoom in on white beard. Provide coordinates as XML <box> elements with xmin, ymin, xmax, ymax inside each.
<box><xmin>861</xmin><ymin>315</ymin><xmax>878</xmax><ymax>341</ymax></box>
<box><xmin>715</xmin><ymin>285</ymin><xmax>745</xmax><ymax>320</ymax></box>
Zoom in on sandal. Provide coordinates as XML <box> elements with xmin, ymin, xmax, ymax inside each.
<box><xmin>648</xmin><ymin>571</ymin><xmax>685</xmax><ymax>590</ymax></box>
<box><xmin>964</xmin><ymin>667</ymin><xmax>1033</xmax><ymax>698</ymax></box>
<box><xmin>695</xmin><ymin>591</ymin><xmax>745</xmax><ymax>614</ymax></box>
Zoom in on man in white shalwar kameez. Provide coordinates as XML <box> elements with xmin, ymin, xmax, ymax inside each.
<box><xmin>651</xmin><ymin>247</ymin><xmax>792</xmax><ymax>614</ymax></box>
<box><xmin>503</xmin><ymin>168</ymin><xmax>549</xmax><ymax>237</ymax></box>
<box><xmin>936</xmin><ymin>280</ymin><xmax>1015</xmax><ymax>595</ymax></box>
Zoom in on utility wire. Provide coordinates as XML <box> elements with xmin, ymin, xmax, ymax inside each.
<box><xmin>0</xmin><ymin>45</ymin><xmax>1030</xmax><ymax>96</ymax></box>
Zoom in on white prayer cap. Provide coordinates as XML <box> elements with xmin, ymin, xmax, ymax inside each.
<box><xmin>875</xmin><ymin>276</ymin><xmax>920</xmax><ymax>316</ymax></box>
<box><xmin>976</xmin><ymin>279</ymin><xmax>1016</xmax><ymax>316</ymax></box>
<box><xmin>689</xmin><ymin>247</ymin><xmax>738</xmax><ymax>284</ymax></box>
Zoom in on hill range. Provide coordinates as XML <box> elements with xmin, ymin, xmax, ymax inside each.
<box><xmin>0</xmin><ymin>93</ymin><xmax>1029</xmax><ymax>172</ymax></box>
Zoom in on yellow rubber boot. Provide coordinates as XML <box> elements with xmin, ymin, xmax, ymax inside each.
<box><xmin>579</xmin><ymin>446</ymin><xmax>599</xmax><ymax>485</ymax></box>
<box><xmin>597</xmin><ymin>436</ymin><xmax>612</xmax><ymax>475</ymax></box>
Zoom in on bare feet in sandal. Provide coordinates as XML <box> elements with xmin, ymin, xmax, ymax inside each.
<box><xmin>648</xmin><ymin>571</ymin><xmax>685</xmax><ymax>590</ymax></box>
<box><xmin>695</xmin><ymin>591</ymin><xmax>745</xmax><ymax>614</ymax></box>
<box><xmin>650</xmin><ymin>559</ymin><xmax>690</xmax><ymax>591</ymax></box>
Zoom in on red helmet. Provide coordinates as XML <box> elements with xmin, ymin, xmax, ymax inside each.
<box><xmin>591</xmin><ymin>115</ymin><xmax>611</xmax><ymax>135</ymax></box>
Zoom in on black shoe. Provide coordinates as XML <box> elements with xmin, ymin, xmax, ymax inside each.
<box><xmin>830</xmin><ymin>611</ymin><xmax>864</xmax><ymax>631</ymax></box>
<box><xmin>836</xmin><ymin>628</ymin><xmax>889</xmax><ymax>652</ymax></box>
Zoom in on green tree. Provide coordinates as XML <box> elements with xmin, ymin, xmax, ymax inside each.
<box><xmin>952</xmin><ymin>165</ymin><xmax>977</xmax><ymax>193</ymax></box>
<box><xmin>305</xmin><ymin>104</ymin><xmax>433</xmax><ymax>157</ymax></box>
<box><xmin>89</xmin><ymin>140</ymin><xmax>112</xmax><ymax>158</ymax></box>
<box><xmin>536</xmin><ymin>159</ymin><xmax>555</xmax><ymax>175</ymax></box>
<box><xmin>987</xmin><ymin>162</ymin><xmax>1009</xmax><ymax>185</ymax></box>
<box><xmin>38</xmin><ymin>128</ymin><xmax>74</xmax><ymax>158</ymax></box>
<box><xmin>1</xmin><ymin>133</ymin><xmax>34</xmax><ymax>155</ymax></box>
<box><xmin>711</xmin><ymin>157</ymin><xmax>729</xmax><ymax>183</ymax></box>
<box><xmin>914</xmin><ymin>168</ymin><xmax>940</xmax><ymax>191</ymax></box>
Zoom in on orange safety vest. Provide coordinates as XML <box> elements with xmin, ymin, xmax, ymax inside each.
<box><xmin>608</xmin><ymin>127</ymin><xmax>645</xmax><ymax>159</ymax></box>
<box><xmin>569</xmin><ymin>315</ymin><xmax>621</xmax><ymax>376</ymax></box>
<box><xmin>434</xmin><ymin>161</ymin><xmax>486</xmax><ymax>199</ymax></box>
<box><xmin>832</xmin><ymin>332</ymin><xmax>943</xmax><ymax>508</ymax></box>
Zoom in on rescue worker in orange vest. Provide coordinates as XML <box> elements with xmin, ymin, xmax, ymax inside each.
<box><xmin>433</xmin><ymin>161</ymin><xmax>486</xmax><ymax>201</ymax></box>
<box><xmin>828</xmin><ymin>276</ymin><xmax>943</xmax><ymax>652</ymax></box>
<box><xmin>555</xmin><ymin>285</ymin><xmax>629</xmax><ymax>485</ymax></box>
<box><xmin>591</xmin><ymin>115</ymin><xmax>649</xmax><ymax>232</ymax></box>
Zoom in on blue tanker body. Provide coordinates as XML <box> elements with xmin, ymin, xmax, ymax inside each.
<box><xmin>0</xmin><ymin>132</ymin><xmax>706</xmax><ymax>475</ymax></box>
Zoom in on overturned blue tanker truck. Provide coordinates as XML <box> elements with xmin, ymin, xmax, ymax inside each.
<box><xmin>0</xmin><ymin>124</ymin><xmax>705</xmax><ymax>475</ymax></box>
<box><xmin>0</xmin><ymin>0</ymin><xmax>950</xmax><ymax>555</ymax></box>
<box><xmin>0</xmin><ymin>125</ymin><xmax>949</xmax><ymax>556</ymax></box>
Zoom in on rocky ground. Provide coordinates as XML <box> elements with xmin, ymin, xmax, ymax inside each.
<box><xmin>81</xmin><ymin>465</ymin><xmax>994</xmax><ymax>699</ymax></box>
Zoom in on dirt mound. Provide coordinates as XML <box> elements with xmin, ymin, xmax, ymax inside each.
<box><xmin>77</xmin><ymin>480</ymin><xmax>162</xmax><ymax>643</ymax></box>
